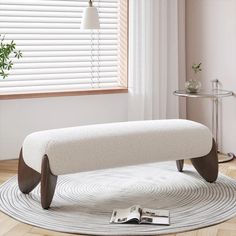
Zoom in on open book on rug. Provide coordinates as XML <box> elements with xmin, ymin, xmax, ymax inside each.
<box><xmin>110</xmin><ymin>205</ymin><xmax>170</xmax><ymax>225</ymax></box>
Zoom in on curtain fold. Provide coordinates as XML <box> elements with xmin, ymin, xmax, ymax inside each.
<box><xmin>128</xmin><ymin>0</ymin><xmax>186</xmax><ymax>121</ymax></box>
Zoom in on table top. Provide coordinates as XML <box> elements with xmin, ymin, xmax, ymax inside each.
<box><xmin>173</xmin><ymin>89</ymin><xmax>234</xmax><ymax>99</ymax></box>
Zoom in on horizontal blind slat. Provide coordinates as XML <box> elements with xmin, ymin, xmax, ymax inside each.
<box><xmin>0</xmin><ymin>0</ymin><xmax>118</xmax><ymax>7</ymax></box>
<box><xmin>17</xmin><ymin>51</ymin><xmax>117</xmax><ymax>57</ymax></box>
<box><xmin>6</xmin><ymin>72</ymin><xmax>118</xmax><ymax>81</ymax></box>
<box><xmin>0</xmin><ymin>11</ymin><xmax>117</xmax><ymax>18</ymax></box>
<box><xmin>9</xmin><ymin>67</ymin><xmax>118</xmax><ymax>75</ymax></box>
<box><xmin>10</xmin><ymin>56</ymin><xmax>118</xmax><ymax>63</ymax></box>
<box><xmin>0</xmin><ymin>6</ymin><xmax>118</xmax><ymax>13</ymax></box>
<box><xmin>15</xmin><ymin>46</ymin><xmax>118</xmax><ymax>51</ymax></box>
<box><xmin>3</xmin><ymin>34</ymin><xmax>117</xmax><ymax>40</ymax></box>
<box><xmin>10</xmin><ymin>40</ymin><xmax>118</xmax><ymax>46</ymax></box>
<box><xmin>13</xmin><ymin>61</ymin><xmax>118</xmax><ymax>69</ymax></box>
<box><xmin>0</xmin><ymin>78</ymin><xmax>118</xmax><ymax>87</ymax></box>
<box><xmin>0</xmin><ymin>16</ymin><xmax>118</xmax><ymax>24</ymax></box>
<box><xmin>0</xmin><ymin>29</ymin><xmax>118</xmax><ymax>34</ymax></box>
<box><xmin>1</xmin><ymin>23</ymin><xmax>118</xmax><ymax>29</ymax></box>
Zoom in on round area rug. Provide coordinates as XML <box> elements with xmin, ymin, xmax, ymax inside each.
<box><xmin>1</xmin><ymin>162</ymin><xmax>236</xmax><ymax>235</ymax></box>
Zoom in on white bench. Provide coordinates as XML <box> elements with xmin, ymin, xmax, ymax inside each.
<box><xmin>18</xmin><ymin>119</ymin><xmax>218</xmax><ymax>209</ymax></box>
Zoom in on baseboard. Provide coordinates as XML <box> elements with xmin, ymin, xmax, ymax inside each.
<box><xmin>0</xmin><ymin>156</ymin><xmax>17</xmax><ymax>161</ymax></box>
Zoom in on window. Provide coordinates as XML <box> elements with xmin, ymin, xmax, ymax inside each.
<box><xmin>0</xmin><ymin>0</ymin><xmax>128</xmax><ymax>98</ymax></box>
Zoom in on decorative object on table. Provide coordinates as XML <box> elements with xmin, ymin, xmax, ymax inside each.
<box><xmin>81</xmin><ymin>0</ymin><xmax>100</xmax><ymax>29</ymax></box>
<box><xmin>1</xmin><ymin>162</ymin><xmax>236</xmax><ymax>235</ymax></box>
<box><xmin>0</xmin><ymin>34</ymin><xmax>22</xmax><ymax>79</ymax></box>
<box><xmin>174</xmin><ymin>80</ymin><xmax>235</xmax><ymax>163</ymax></box>
<box><xmin>185</xmin><ymin>62</ymin><xmax>202</xmax><ymax>93</ymax></box>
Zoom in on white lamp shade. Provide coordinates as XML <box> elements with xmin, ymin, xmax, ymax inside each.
<box><xmin>81</xmin><ymin>6</ymin><xmax>100</xmax><ymax>29</ymax></box>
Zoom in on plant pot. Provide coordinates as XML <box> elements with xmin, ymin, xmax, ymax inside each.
<box><xmin>185</xmin><ymin>80</ymin><xmax>201</xmax><ymax>93</ymax></box>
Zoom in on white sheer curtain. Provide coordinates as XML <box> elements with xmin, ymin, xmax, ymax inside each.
<box><xmin>128</xmin><ymin>0</ymin><xmax>186</xmax><ymax>120</ymax></box>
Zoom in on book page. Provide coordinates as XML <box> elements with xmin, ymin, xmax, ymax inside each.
<box><xmin>110</xmin><ymin>205</ymin><xmax>141</xmax><ymax>224</ymax></box>
<box><xmin>140</xmin><ymin>208</ymin><xmax>170</xmax><ymax>225</ymax></box>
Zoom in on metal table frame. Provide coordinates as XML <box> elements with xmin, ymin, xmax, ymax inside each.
<box><xmin>174</xmin><ymin>79</ymin><xmax>235</xmax><ymax>163</ymax></box>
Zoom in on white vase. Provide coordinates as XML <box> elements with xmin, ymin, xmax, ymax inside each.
<box><xmin>185</xmin><ymin>80</ymin><xmax>201</xmax><ymax>93</ymax></box>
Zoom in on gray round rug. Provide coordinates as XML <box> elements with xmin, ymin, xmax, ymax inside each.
<box><xmin>0</xmin><ymin>162</ymin><xmax>236</xmax><ymax>235</ymax></box>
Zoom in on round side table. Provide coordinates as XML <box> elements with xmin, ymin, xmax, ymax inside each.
<box><xmin>174</xmin><ymin>82</ymin><xmax>235</xmax><ymax>163</ymax></box>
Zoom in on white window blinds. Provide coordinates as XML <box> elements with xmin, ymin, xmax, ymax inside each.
<box><xmin>0</xmin><ymin>0</ymin><xmax>128</xmax><ymax>95</ymax></box>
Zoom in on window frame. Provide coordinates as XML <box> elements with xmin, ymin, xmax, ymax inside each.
<box><xmin>0</xmin><ymin>0</ymin><xmax>129</xmax><ymax>100</ymax></box>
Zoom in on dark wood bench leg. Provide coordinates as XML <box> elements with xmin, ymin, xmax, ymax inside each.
<box><xmin>176</xmin><ymin>160</ymin><xmax>184</xmax><ymax>172</ymax></box>
<box><xmin>18</xmin><ymin>148</ymin><xmax>41</xmax><ymax>194</ymax></box>
<box><xmin>41</xmin><ymin>155</ymin><xmax>58</xmax><ymax>209</ymax></box>
<box><xmin>191</xmin><ymin>139</ymin><xmax>218</xmax><ymax>183</ymax></box>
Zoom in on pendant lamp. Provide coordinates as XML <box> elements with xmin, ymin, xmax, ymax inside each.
<box><xmin>81</xmin><ymin>0</ymin><xmax>100</xmax><ymax>29</ymax></box>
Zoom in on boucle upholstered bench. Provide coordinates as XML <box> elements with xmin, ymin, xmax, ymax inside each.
<box><xmin>18</xmin><ymin>119</ymin><xmax>218</xmax><ymax>209</ymax></box>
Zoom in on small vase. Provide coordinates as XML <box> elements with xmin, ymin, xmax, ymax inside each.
<box><xmin>185</xmin><ymin>80</ymin><xmax>201</xmax><ymax>93</ymax></box>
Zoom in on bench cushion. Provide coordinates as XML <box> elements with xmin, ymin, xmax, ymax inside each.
<box><xmin>22</xmin><ymin>119</ymin><xmax>213</xmax><ymax>175</ymax></box>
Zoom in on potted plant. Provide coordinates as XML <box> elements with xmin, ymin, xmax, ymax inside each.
<box><xmin>185</xmin><ymin>62</ymin><xmax>202</xmax><ymax>93</ymax></box>
<box><xmin>0</xmin><ymin>34</ymin><xmax>22</xmax><ymax>79</ymax></box>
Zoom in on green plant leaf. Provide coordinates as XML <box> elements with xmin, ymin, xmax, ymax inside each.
<box><xmin>0</xmin><ymin>34</ymin><xmax>22</xmax><ymax>79</ymax></box>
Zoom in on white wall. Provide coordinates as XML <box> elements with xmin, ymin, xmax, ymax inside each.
<box><xmin>186</xmin><ymin>0</ymin><xmax>236</xmax><ymax>153</ymax></box>
<box><xmin>0</xmin><ymin>94</ymin><xmax>128</xmax><ymax>160</ymax></box>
